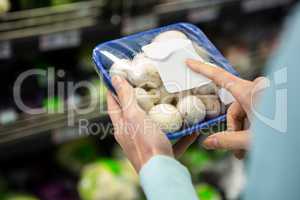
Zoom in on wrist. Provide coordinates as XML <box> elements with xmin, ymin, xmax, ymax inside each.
<box><xmin>139</xmin><ymin>150</ymin><xmax>173</xmax><ymax>172</ymax></box>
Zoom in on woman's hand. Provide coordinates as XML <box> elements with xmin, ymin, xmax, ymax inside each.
<box><xmin>186</xmin><ymin>59</ymin><xmax>266</xmax><ymax>159</ymax></box>
<box><xmin>107</xmin><ymin>76</ymin><xmax>198</xmax><ymax>172</ymax></box>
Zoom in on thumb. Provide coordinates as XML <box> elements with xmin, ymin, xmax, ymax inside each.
<box><xmin>202</xmin><ymin>130</ymin><xmax>250</xmax><ymax>150</ymax></box>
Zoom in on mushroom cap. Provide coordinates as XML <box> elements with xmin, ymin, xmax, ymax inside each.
<box><xmin>177</xmin><ymin>95</ymin><xmax>206</xmax><ymax>125</ymax></box>
<box><xmin>127</xmin><ymin>53</ymin><xmax>162</xmax><ymax>89</ymax></box>
<box><xmin>149</xmin><ymin>104</ymin><xmax>183</xmax><ymax>133</ymax></box>
<box><xmin>197</xmin><ymin>95</ymin><xmax>221</xmax><ymax>119</ymax></box>
<box><xmin>134</xmin><ymin>87</ymin><xmax>155</xmax><ymax>112</ymax></box>
<box><xmin>153</xmin><ymin>30</ymin><xmax>188</xmax><ymax>43</ymax></box>
<box><xmin>175</xmin><ymin>90</ymin><xmax>192</xmax><ymax>101</ymax></box>
<box><xmin>109</xmin><ymin>59</ymin><xmax>132</xmax><ymax>80</ymax></box>
<box><xmin>147</xmin><ymin>88</ymin><xmax>161</xmax><ymax>104</ymax></box>
<box><xmin>191</xmin><ymin>82</ymin><xmax>218</xmax><ymax>95</ymax></box>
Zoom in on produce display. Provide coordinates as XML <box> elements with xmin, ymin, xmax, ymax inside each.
<box><xmin>180</xmin><ymin>146</ymin><xmax>228</xmax><ymax>177</ymax></box>
<box><xmin>105</xmin><ymin>29</ymin><xmax>229</xmax><ymax>136</ymax></box>
<box><xmin>78</xmin><ymin>159</ymin><xmax>140</xmax><ymax>200</ymax></box>
<box><xmin>56</xmin><ymin>139</ymin><xmax>99</xmax><ymax>174</ymax></box>
<box><xmin>195</xmin><ymin>184</ymin><xmax>221</xmax><ymax>200</ymax></box>
<box><xmin>42</xmin><ymin>96</ymin><xmax>64</xmax><ymax>113</ymax></box>
<box><xmin>180</xmin><ymin>148</ymin><xmax>212</xmax><ymax>177</ymax></box>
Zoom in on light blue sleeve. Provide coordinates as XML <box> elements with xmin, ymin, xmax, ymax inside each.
<box><xmin>139</xmin><ymin>155</ymin><xmax>199</xmax><ymax>200</ymax></box>
<box><xmin>244</xmin><ymin>4</ymin><xmax>300</xmax><ymax>200</ymax></box>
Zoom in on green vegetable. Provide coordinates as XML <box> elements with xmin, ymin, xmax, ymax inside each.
<box><xmin>100</xmin><ymin>159</ymin><xmax>122</xmax><ymax>175</ymax></box>
<box><xmin>196</xmin><ymin>184</ymin><xmax>221</xmax><ymax>200</ymax></box>
<box><xmin>180</xmin><ymin>148</ymin><xmax>211</xmax><ymax>176</ymax></box>
<box><xmin>0</xmin><ymin>0</ymin><xmax>10</xmax><ymax>13</ymax></box>
<box><xmin>51</xmin><ymin>0</ymin><xmax>76</xmax><ymax>6</ymax></box>
<box><xmin>78</xmin><ymin>159</ymin><xmax>139</xmax><ymax>200</ymax></box>
<box><xmin>42</xmin><ymin>96</ymin><xmax>64</xmax><ymax>113</ymax></box>
<box><xmin>56</xmin><ymin>139</ymin><xmax>98</xmax><ymax>173</ymax></box>
<box><xmin>2</xmin><ymin>194</ymin><xmax>39</xmax><ymax>200</ymax></box>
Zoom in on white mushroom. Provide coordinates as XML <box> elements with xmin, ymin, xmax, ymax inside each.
<box><xmin>149</xmin><ymin>104</ymin><xmax>183</xmax><ymax>133</ymax></box>
<box><xmin>152</xmin><ymin>30</ymin><xmax>188</xmax><ymax>43</ymax></box>
<box><xmin>197</xmin><ymin>95</ymin><xmax>221</xmax><ymax>119</ymax></box>
<box><xmin>127</xmin><ymin>53</ymin><xmax>162</xmax><ymax>89</ymax></box>
<box><xmin>191</xmin><ymin>82</ymin><xmax>218</xmax><ymax>95</ymax></box>
<box><xmin>109</xmin><ymin>59</ymin><xmax>132</xmax><ymax>80</ymax></box>
<box><xmin>175</xmin><ymin>90</ymin><xmax>192</xmax><ymax>101</ymax></box>
<box><xmin>147</xmin><ymin>88</ymin><xmax>161</xmax><ymax>104</ymax></box>
<box><xmin>176</xmin><ymin>95</ymin><xmax>206</xmax><ymax>126</ymax></box>
<box><xmin>158</xmin><ymin>86</ymin><xmax>177</xmax><ymax>105</ymax></box>
<box><xmin>134</xmin><ymin>87</ymin><xmax>155</xmax><ymax>112</ymax></box>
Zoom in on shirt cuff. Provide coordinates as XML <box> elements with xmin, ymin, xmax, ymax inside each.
<box><xmin>139</xmin><ymin>155</ymin><xmax>199</xmax><ymax>200</ymax></box>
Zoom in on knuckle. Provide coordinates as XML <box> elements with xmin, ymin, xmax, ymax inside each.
<box><xmin>254</xmin><ymin>76</ymin><xmax>267</xmax><ymax>83</ymax></box>
<box><xmin>216</xmin><ymin>70</ymin><xmax>235</xmax><ymax>87</ymax></box>
<box><xmin>211</xmin><ymin>68</ymin><xmax>224</xmax><ymax>81</ymax></box>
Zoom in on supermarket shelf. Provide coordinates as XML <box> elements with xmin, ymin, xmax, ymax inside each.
<box><xmin>0</xmin><ymin>95</ymin><xmax>110</xmax><ymax>145</ymax></box>
<box><xmin>0</xmin><ymin>0</ymin><xmax>104</xmax><ymax>21</ymax></box>
<box><xmin>122</xmin><ymin>0</ymin><xmax>295</xmax><ymax>35</ymax></box>
<box><xmin>0</xmin><ymin>0</ymin><xmax>121</xmax><ymax>60</ymax></box>
<box><xmin>0</xmin><ymin>0</ymin><xmax>105</xmax><ymax>40</ymax></box>
<box><xmin>0</xmin><ymin>0</ymin><xmax>294</xmax><ymax>58</ymax></box>
<box><xmin>155</xmin><ymin>0</ymin><xmax>294</xmax><ymax>14</ymax></box>
<box><xmin>155</xmin><ymin>0</ymin><xmax>238</xmax><ymax>14</ymax></box>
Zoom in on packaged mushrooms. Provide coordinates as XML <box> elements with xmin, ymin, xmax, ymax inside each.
<box><xmin>93</xmin><ymin>23</ymin><xmax>239</xmax><ymax>139</ymax></box>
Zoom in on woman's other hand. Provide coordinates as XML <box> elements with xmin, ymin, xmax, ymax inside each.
<box><xmin>186</xmin><ymin>59</ymin><xmax>266</xmax><ymax>159</ymax></box>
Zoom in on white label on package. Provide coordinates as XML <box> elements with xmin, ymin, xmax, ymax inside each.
<box><xmin>142</xmin><ymin>39</ymin><xmax>212</xmax><ymax>93</ymax></box>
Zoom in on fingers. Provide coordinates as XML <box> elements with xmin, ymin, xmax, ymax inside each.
<box><xmin>186</xmin><ymin>59</ymin><xmax>248</xmax><ymax>99</ymax></box>
<box><xmin>202</xmin><ymin>130</ymin><xmax>250</xmax><ymax>150</ymax></box>
<box><xmin>227</xmin><ymin>102</ymin><xmax>246</xmax><ymax>131</ymax></box>
<box><xmin>111</xmin><ymin>75</ymin><xmax>137</xmax><ymax>111</ymax></box>
<box><xmin>107</xmin><ymin>92</ymin><xmax>122</xmax><ymax>125</ymax></box>
<box><xmin>226</xmin><ymin>103</ymin><xmax>248</xmax><ymax>159</ymax></box>
<box><xmin>173</xmin><ymin>133</ymin><xmax>198</xmax><ymax>158</ymax></box>
<box><xmin>107</xmin><ymin>91</ymin><xmax>126</xmax><ymax>146</ymax></box>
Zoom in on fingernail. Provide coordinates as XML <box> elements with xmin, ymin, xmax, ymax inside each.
<box><xmin>186</xmin><ymin>59</ymin><xmax>193</xmax><ymax>65</ymax></box>
<box><xmin>203</xmin><ymin>136</ymin><xmax>219</xmax><ymax>149</ymax></box>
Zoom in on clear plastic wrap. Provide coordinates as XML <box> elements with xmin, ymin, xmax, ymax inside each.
<box><xmin>93</xmin><ymin>23</ymin><xmax>239</xmax><ymax>140</ymax></box>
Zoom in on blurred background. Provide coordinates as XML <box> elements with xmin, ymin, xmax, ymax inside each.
<box><xmin>0</xmin><ymin>0</ymin><xmax>297</xmax><ymax>200</ymax></box>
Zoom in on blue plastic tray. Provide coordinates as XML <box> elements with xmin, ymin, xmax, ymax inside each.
<box><xmin>93</xmin><ymin>22</ymin><xmax>238</xmax><ymax>140</ymax></box>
